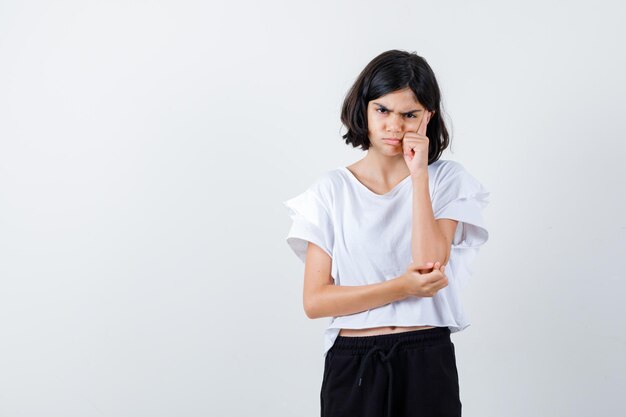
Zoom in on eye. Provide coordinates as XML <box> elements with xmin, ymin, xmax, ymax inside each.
<box><xmin>376</xmin><ymin>107</ymin><xmax>388</xmax><ymax>114</ymax></box>
<box><xmin>405</xmin><ymin>113</ymin><xmax>417</xmax><ymax>119</ymax></box>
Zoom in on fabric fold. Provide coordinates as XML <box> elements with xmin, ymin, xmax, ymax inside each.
<box><xmin>283</xmin><ymin>188</ymin><xmax>334</xmax><ymax>263</ymax></box>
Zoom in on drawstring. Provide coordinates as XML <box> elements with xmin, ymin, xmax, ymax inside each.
<box><xmin>356</xmin><ymin>339</ymin><xmax>403</xmax><ymax>417</ymax></box>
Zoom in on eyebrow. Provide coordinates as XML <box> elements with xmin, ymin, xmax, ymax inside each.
<box><xmin>373</xmin><ymin>102</ymin><xmax>422</xmax><ymax>114</ymax></box>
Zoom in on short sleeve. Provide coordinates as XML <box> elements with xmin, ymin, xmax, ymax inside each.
<box><xmin>432</xmin><ymin>161</ymin><xmax>490</xmax><ymax>289</ymax></box>
<box><xmin>282</xmin><ymin>188</ymin><xmax>334</xmax><ymax>263</ymax></box>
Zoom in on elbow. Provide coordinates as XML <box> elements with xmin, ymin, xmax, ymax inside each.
<box><xmin>442</xmin><ymin>244</ymin><xmax>452</xmax><ymax>267</ymax></box>
<box><xmin>435</xmin><ymin>239</ymin><xmax>452</xmax><ymax>267</ymax></box>
<box><xmin>412</xmin><ymin>248</ymin><xmax>450</xmax><ymax>268</ymax></box>
<box><xmin>305</xmin><ymin>310</ymin><xmax>319</xmax><ymax>320</ymax></box>
<box><xmin>303</xmin><ymin>294</ymin><xmax>320</xmax><ymax>319</ymax></box>
<box><xmin>304</xmin><ymin>304</ymin><xmax>318</xmax><ymax>319</ymax></box>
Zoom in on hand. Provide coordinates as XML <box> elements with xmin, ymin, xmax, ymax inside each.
<box><xmin>400</xmin><ymin>260</ymin><xmax>448</xmax><ymax>298</ymax></box>
<box><xmin>402</xmin><ymin>111</ymin><xmax>432</xmax><ymax>175</ymax></box>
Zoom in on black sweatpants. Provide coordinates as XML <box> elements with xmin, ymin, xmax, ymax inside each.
<box><xmin>320</xmin><ymin>326</ymin><xmax>461</xmax><ymax>417</ymax></box>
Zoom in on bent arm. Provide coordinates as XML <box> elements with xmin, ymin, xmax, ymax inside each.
<box><xmin>308</xmin><ymin>277</ymin><xmax>407</xmax><ymax>319</ymax></box>
<box><xmin>302</xmin><ymin>242</ymin><xmax>408</xmax><ymax>319</ymax></box>
<box><xmin>411</xmin><ymin>171</ymin><xmax>456</xmax><ymax>266</ymax></box>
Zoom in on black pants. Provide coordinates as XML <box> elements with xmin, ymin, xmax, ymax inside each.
<box><xmin>320</xmin><ymin>327</ymin><xmax>461</xmax><ymax>417</ymax></box>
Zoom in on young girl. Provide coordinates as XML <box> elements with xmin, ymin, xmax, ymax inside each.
<box><xmin>283</xmin><ymin>49</ymin><xmax>490</xmax><ymax>417</ymax></box>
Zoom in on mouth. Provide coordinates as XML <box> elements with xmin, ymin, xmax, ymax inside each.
<box><xmin>382</xmin><ymin>138</ymin><xmax>401</xmax><ymax>145</ymax></box>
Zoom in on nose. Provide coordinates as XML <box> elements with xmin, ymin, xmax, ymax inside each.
<box><xmin>386</xmin><ymin>113</ymin><xmax>403</xmax><ymax>133</ymax></box>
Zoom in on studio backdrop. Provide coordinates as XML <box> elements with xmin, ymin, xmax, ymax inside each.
<box><xmin>0</xmin><ymin>1</ymin><xmax>624</xmax><ymax>416</ymax></box>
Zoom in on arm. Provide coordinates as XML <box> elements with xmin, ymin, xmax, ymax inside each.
<box><xmin>411</xmin><ymin>171</ymin><xmax>458</xmax><ymax>267</ymax></box>
<box><xmin>302</xmin><ymin>242</ymin><xmax>408</xmax><ymax>319</ymax></box>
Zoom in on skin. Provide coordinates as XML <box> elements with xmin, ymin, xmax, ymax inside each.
<box><xmin>303</xmin><ymin>88</ymin><xmax>458</xmax><ymax>337</ymax></box>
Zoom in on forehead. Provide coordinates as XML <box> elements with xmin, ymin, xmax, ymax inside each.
<box><xmin>369</xmin><ymin>88</ymin><xmax>422</xmax><ymax>109</ymax></box>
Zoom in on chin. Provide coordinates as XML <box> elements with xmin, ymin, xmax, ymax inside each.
<box><xmin>377</xmin><ymin>147</ymin><xmax>402</xmax><ymax>156</ymax></box>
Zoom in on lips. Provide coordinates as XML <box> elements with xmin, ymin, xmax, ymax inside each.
<box><xmin>383</xmin><ymin>138</ymin><xmax>401</xmax><ymax>145</ymax></box>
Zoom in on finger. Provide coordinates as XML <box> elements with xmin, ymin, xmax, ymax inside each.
<box><xmin>439</xmin><ymin>274</ymin><xmax>449</xmax><ymax>289</ymax></box>
<box><xmin>424</xmin><ymin>269</ymin><xmax>445</xmax><ymax>283</ymax></box>
<box><xmin>432</xmin><ymin>270</ymin><xmax>447</xmax><ymax>286</ymax></box>
<box><xmin>415</xmin><ymin>265</ymin><xmax>435</xmax><ymax>274</ymax></box>
<box><xmin>417</xmin><ymin>111</ymin><xmax>430</xmax><ymax>136</ymax></box>
<box><xmin>403</xmin><ymin>140</ymin><xmax>412</xmax><ymax>158</ymax></box>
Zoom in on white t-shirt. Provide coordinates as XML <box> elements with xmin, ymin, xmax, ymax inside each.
<box><xmin>282</xmin><ymin>159</ymin><xmax>490</xmax><ymax>357</ymax></box>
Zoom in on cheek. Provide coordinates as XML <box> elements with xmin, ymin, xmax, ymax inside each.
<box><xmin>367</xmin><ymin>115</ymin><xmax>381</xmax><ymax>130</ymax></box>
<box><xmin>406</xmin><ymin>119</ymin><xmax>421</xmax><ymax>130</ymax></box>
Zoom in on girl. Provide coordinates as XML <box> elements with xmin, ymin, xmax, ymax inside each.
<box><xmin>283</xmin><ymin>49</ymin><xmax>490</xmax><ymax>417</ymax></box>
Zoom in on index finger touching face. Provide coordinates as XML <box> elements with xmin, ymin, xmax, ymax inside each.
<box><xmin>417</xmin><ymin>111</ymin><xmax>431</xmax><ymax>136</ymax></box>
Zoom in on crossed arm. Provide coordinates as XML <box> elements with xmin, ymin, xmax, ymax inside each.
<box><xmin>302</xmin><ymin>171</ymin><xmax>458</xmax><ymax>319</ymax></box>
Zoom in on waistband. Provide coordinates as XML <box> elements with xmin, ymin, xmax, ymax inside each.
<box><xmin>331</xmin><ymin>326</ymin><xmax>451</xmax><ymax>354</ymax></box>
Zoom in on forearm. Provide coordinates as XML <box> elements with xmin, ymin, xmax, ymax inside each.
<box><xmin>307</xmin><ymin>277</ymin><xmax>408</xmax><ymax>319</ymax></box>
<box><xmin>411</xmin><ymin>171</ymin><xmax>448</xmax><ymax>266</ymax></box>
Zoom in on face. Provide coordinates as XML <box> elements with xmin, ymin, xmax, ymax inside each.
<box><xmin>366</xmin><ymin>87</ymin><xmax>427</xmax><ymax>155</ymax></box>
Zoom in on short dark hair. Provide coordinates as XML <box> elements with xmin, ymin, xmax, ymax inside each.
<box><xmin>340</xmin><ymin>49</ymin><xmax>450</xmax><ymax>164</ymax></box>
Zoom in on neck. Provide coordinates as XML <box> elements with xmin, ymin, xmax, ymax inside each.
<box><xmin>359</xmin><ymin>151</ymin><xmax>410</xmax><ymax>182</ymax></box>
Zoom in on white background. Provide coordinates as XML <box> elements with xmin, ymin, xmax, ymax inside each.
<box><xmin>1</xmin><ymin>1</ymin><xmax>625</xmax><ymax>416</ymax></box>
